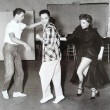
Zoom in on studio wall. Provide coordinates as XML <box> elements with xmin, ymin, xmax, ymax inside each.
<box><xmin>48</xmin><ymin>3</ymin><xmax>109</xmax><ymax>37</ymax></box>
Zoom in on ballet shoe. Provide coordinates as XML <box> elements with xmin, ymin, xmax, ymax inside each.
<box><xmin>90</xmin><ymin>91</ymin><xmax>100</xmax><ymax>100</ymax></box>
<box><xmin>76</xmin><ymin>87</ymin><xmax>84</xmax><ymax>96</ymax></box>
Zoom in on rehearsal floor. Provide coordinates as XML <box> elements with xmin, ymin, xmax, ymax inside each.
<box><xmin>0</xmin><ymin>60</ymin><xmax>110</xmax><ymax>110</ymax></box>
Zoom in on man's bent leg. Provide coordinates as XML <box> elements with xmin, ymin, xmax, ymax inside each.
<box><xmin>13</xmin><ymin>51</ymin><xmax>26</xmax><ymax>97</ymax></box>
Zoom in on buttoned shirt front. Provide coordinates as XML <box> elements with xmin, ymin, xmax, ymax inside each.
<box><xmin>42</xmin><ymin>23</ymin><xmax>61</xmax><ymax>62</ymax></box>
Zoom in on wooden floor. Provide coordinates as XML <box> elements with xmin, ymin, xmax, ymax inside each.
<box><xmin>0</xmin><ymin>60</ymin><xmax>110</xmax><ymax>110</ymax></box>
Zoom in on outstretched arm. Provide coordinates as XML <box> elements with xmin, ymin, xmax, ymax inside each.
<box><xmin>26</xmin><ymin>21</ymin><xmax>42</xmax><ymax>29</ymax></box>
<box><xmin>66</xmin><ymin>25</ymin><xmax>80</xmax><ymax>44</ymax></box>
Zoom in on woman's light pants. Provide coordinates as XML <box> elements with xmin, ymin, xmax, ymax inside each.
<box><xmin>39</xmin><ymin>60</ymin><xmax>63</xmax><ymax>98</ymax></box>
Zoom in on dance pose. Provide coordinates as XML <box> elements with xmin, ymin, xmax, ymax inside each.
<box><xmin>2</xmin><ymin>8</ymin><xmax>41</xmax><ymax>99</ymax></box>
<box><xmin>36</xmin><ymin>9</ymin><xmax>65</xmax><ymax>103</ymax></box>
<box><xmin>65</xmin><ymin>14</ymin><xmax>109</xmax><ymax>99</ymax></box>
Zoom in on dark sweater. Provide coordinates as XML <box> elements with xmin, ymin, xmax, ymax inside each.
<box><xmin>66</xmin><ymin>25</ymin><xmax>104</xmax><ymax>55</ymax></box>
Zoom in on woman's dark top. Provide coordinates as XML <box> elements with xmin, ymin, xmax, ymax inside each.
<box><xmin>66</xmin><ymin>25</ymin><xmax>104</xmax><ymax>59</ymax></box>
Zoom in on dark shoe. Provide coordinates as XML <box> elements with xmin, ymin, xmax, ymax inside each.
<box><xmin>76</xmin><ymin>88</ymin><xmax>84</xmax><ymax>96</ymax></box>
<box><xmin>90</xmin><ymin>91</ymin><xmax>100</xmax><ymax>100</ymax></box>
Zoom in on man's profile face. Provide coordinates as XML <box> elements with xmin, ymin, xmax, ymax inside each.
<box><xmin>16</xmin><ymin>12</ymin><xmax>25</xmax><ymax>22</ymax></box>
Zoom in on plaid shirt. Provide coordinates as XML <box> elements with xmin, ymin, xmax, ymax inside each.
<box><xmin>42</xmin><ymin>23</ymin><xmax>61</xmax><ymax>62</ymax></box>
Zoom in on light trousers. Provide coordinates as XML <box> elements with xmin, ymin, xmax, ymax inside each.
<box><xmin>39</xmin><ymin>59</ymin><xmax>63</xmax><ymax>98</ymax></box>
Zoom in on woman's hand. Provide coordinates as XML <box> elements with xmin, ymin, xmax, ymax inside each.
<box><xmin>98</xmin><ymin>46</ymin><xmax>104</xmax><ymax>61</ymax></box>
<box><xmin>98</xmin><ymin>54</ymin><xmax>102</xmax><ymax>60</ymax></box>
<box><xmin>60</xmin><ymin>35</ymin><xmax>67</xmax><ymax>41</ymax></box>
<box><xmin>23</xmin><ymin>43</ymin><xmax>31</xmax><ymax>51</ymax></box>
<box><xmin>36</xmin><ymin>34</ymin><xmax>42</xmax><ymax>41</ymax></box>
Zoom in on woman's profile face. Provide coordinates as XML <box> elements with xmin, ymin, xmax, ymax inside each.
<box><xmin>80</xmin><ymin>19</ymin><xmax>89</xmax><ymax>29</ymax></box>
<box><xmin>40</xmin><ymin>13</ymin><xmax>49</xmax><ymax>25</ymax></box>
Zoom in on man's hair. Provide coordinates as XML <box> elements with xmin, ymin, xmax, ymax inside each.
<box><xmin>39</xmin><ymin>9</ymin><xmax>50</xmax><ymax>16</ymax></box>
<box><xmin>13</xmin><ymin>8</ymin><xmax>25</xmax><ymax>17</ymax></box>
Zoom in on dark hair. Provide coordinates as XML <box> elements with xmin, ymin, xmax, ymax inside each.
<box><xmin>79</xmin><ymin>14</ymin><xmax>93</xmax><ymax>24</ymax></box>
<box><xmin>49</xmin><ymin>17</ymin><xmax>55</xmax><ymax>24</ymax></box>
<box><xmin>39</xmin><ymin>9</ymin><xmax>50</xmax><ymax>16</ymax></box>
<box><xmin>59</xmin><ymin>30</ymin><xmax>63</xmax><ymax>33</ymax></box>
<box><xmin>13</xmin><ymin>8</ymin><xmax>25</xmax><ymax>17</ymax></box>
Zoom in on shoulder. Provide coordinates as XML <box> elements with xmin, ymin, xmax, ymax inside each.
<box><xmin>75</xmin><ymin>25</ymin><xmax>81</xmax><ymax>30</ymax></box>
<box><xmin>73</xmin><ymin>25</ymin><xmax>82</xmax><ymax>33</ymax></box>
<box><xmin>6</xmin><ymin>21</ymin><xmax>14</xmax><ymax>31</ymax></box>
<box><xmin>89</xmin><ymin>28</ymin><xmax>102</xmax><ymax>39</ymax></box>
<box><xmin>7</xmin><ymin>21</ymin><xmax>13</xmax><ymax>27</ymax></box>
<box><xmin>46</xmin><ymin>23</ymin><xmax>57</xmax><ymax>33</ymax></box>
<box><xmin>6</xmin><ymin>20</ymin><xmax>16</xmax><ymax>30</ymax></box>
<box><xmin>46</xmin><ymin>23</ymin><xmax>55</xmax><ymax>29</ymax></box>
<box><xmin>91</xmin><ymin>28</ymin><xmax>99</xmax><ymax>35</ymax></box>
<box><xmin>19</xmin><ymin>22</ymin><xmax>26</xmax><ymax>30</ymax></box>
<box><xmin>20</xmin><ymin>22</ymin><xmax>26</xmax><ymax>26</ymax></box>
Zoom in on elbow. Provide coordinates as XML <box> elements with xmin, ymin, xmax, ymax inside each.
<box><xmin>26</xmin><ymin>25</ymin><xmax>32</xmax><ymax>29</ymax></box>
<box><xmin>10</xmin><ymin>36</ymin><xmax>17</xmax><ymax>43</ymax></box>
<box><xmin>10</xmin><ymin>36</ymin><xmax>14</xmax><ymax>42</ymax></box>
<box><xmin>26</xmin><ymin>26</ymin><xmax>30</xmax><ymax>29</ymax></box>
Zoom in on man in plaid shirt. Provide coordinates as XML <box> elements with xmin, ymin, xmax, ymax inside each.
<box><xmin>36</xmin><ymin>9</ymin><xmax>65</xmax><ymax>104</ymax></box>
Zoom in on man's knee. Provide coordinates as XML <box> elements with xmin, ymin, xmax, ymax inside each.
<box><xmin>17</xmin><ymin>72</ymin><xmax>24</xmax><ymax>79</ymax></box>
<box><xmin>5</xmin><ymin>72</ymin><xmax>13</xmax><ymax>81</ymax></box>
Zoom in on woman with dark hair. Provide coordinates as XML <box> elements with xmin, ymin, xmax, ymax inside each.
<box><xmin>65</xmin><ymin>14</ymin><xmax>109</xmax><ymax>99</ymax></box>
<box><xmin>36</xmin><ymin>9</ymin><xmax>65</xmax><ymax>104</ymax></box>
<box><xmin>49</xmin><ymin>16</ymin><xmax>56</xmax><ymax>24</ymax></box>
